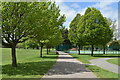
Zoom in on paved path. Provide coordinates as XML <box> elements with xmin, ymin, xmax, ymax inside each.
<box><xmin>42</xmin><ymin>51</ymin><xmax>97</xmax><ymax>79</ymax></box>
<box><xmin>90</xmin><ymin>58</ymin><xmax>120</xmax><ymax>74</ymax></box>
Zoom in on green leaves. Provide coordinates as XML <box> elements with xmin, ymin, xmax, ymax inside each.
<box><xmin>2</xmin><ymin>2</ymin><xmax>34</xmax><ymax>47</ymax></box>
<box><xmin>69</xmin><ymin>7</ymin><xmax>113</xmax><ymax>47</ymax></box>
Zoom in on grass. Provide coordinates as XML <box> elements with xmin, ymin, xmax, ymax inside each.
<box><xmin>86</xmin><ymin>65</ymin><xmax>119</xmax><ymax>78</ymax></box>
<box><xmin>107</xmin><ymin>58</ymin><xmax>120</xmax><ymax>66</ymax></box>
<box><xmin>69</xmin><ymin>53</ymin><xmax>119</xmax><ymax>78</ymax></box>
<box><xmin>2</xmin><ymin>48</ymin><xmax>58</xmax><ymax>78</ymax></box>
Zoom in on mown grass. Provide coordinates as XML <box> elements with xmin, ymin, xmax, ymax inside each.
<box><xmin>86</xmin><ymin>65</ymin><xmax>119</xmax><ymax>78</ymax></box>
<box><xmin>2</xmin><ymin>48</ymin><xmax>58</xmax><ymax>78</ymax></box>
<box><xmin>107</xmin><ymin>58</ymin><xmax>120</xmax><ymax>66</ymax></box>
<box><xmin>70</xmin><ymin>53</ymin><xmax>119</xmax><ymax>78</ymax></box>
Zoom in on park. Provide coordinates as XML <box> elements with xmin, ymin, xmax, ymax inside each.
<box><xmin>1</xmin><ymin>1</ymin><xmax>120</xmax><ymax>80</ymax></box>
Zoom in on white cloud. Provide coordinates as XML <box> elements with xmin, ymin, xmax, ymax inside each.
<box><xmin>100</xmin><ymin>2</ymin><xmax>118</xmax><ymax>20</ymax></box>
<box><xmin>70</xmin><ymin>3</ymin><xmax>81</xmax><ymax>9</ymax></box>
<box><xmin>55</xmin><ymin>1</ymin><xmax>118</xmax><ymax>28</ymax></box>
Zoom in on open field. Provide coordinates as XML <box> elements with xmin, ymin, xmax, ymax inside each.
<box><xmin>70</xmin><ymin>53</ymin><xmax>119</xmax><ymax>78</ymax></box>
<box><xmin>2</xmin><ymin>48</ymin><xmax>58</xmax><ymax>78</ymax></box>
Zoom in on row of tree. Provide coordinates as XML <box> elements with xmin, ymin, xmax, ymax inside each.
<box><xmin>68</xmin><ymin>7</ymin><xmax>113</xmax><ymax>56</ymax></box>
<box><xmin>2</xmin><ymin>2</ymin><xmax>66</xmax><ymax>67</ymax></box>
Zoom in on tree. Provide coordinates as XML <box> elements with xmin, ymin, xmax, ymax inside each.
<box><xmin>18</xmin><ymin>39</ymin><xmax>39</xmax><ymax>49</ymax></box>
<box><xmin>31</xmin><ymin>2</ymin><xmax>65</xmax><ymax>57</ymax></box>
<box><xmin>99</xmin><ymin>17</ymin><xmax>113</xmax><ymax>54</ymax></box>
<box><xmin>81</xmin><ymin>7</ymin><xmax>113</xmax><ymax>56</ymax></box>
<box><xmin>45</xmin><ymin>29</ymin><xmax>63</xmax><ymax>54</ymax></box>
<box><xmin>69</xmin><ymin>14</ymin><xmax>84</xmax><ymax>55</ymax></box>
<box><xmin>107</xmin><ymin>19</ymin><xmax>117</xmax><ymax>40</ymax></box>
<box><xmin>2</xmin><ymin>2</ymin><xmax>36</xmax><ymax>67</ymax></box>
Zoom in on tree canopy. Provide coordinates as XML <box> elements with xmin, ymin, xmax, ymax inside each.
<box><xmin>2</xmin><ymin>2</ymin><xmax>65</xmax><ymax>67</ymax></box>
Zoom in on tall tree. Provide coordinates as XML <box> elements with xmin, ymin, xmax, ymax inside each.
<box><xmin>2</xmin><ymin>2</ymin><xmax>35</xmax><ymax>67</ymax></box>
<box><xmin>69</xmin><ymin>14</ymin><xmax>84</xmax><ymax>55</ymax></box>
<box><xmin>31</xmin><ymin>2</ymin><xmax>65</xmax><ymax>57</ymax></box>
<box><xmin>81</xmin><ymin>7</ymin><xmax>113</xmax><ymax>56</ymax></box>
<box><xmin>100</xmin><ymin>17</ymin><xmax>113</xmax><ymax>54</ymax></box>
<box><xmin>45</xmin><ymin>29</ymin><xmax>63</xmax><ymax>54</ymax></box>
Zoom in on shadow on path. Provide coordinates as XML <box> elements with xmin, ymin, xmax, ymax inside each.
<box><xmin>47</xmin><ymin>61</ymin><xmax>91</xmax><ymax>75</ymax></box>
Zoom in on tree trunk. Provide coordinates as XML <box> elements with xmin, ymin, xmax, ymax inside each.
<box><xmin>47</xmin><ymin>47</ymin><xmax>49</xmax><ymax>55</ymax></box>
<box><xmin>40</xmin><ymin>44</ymin><xmax>43</xmax><ymax>57</ymax></box>
<box><xmin>49</xmin><ymin>48</ymin><xmax>51</xmax><ymax>52</ymax></box>
<box><xmin>11</xmin><ymin>46</ymin><xmax>17</xmax><ymax>67</ymax></box>
<box><xmin>91</xmin><ymin>45</ymin><xmax>94</xmax><ymax>56</ymax></box>
<box><xmin>78</xmin><ymin>45</ymin><xmax>80</xmax><ymax>55</ymax></box>
<box><xmin>103</xmin><ymin>46</ymin><xmax>106</xmax><ymax>54</ymax></box>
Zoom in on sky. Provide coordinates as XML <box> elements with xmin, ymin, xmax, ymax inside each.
<box><xmin>52</xmin><ymin>0</ymin><xmax>119</xmax><ymax>29</ymax></box>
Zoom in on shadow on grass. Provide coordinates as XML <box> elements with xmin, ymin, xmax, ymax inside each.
<box><xmin>2</xmin><ymin>61</ymin><xmax>93</xmax><ymax>76</ymax></box>
<box><xmin>2</xmin><ymin>61</ymin><xmax>56</xmax><ymax>76</ymax></box>
<box><xmin>70</xmin><ymin>53</ymin><xmax>120</xmax><ymax>57</ymax></box>
<box><xmin>93</xmin><ymin>54</ymin><xmax>120</xmax><ymax>57</ymax></box>
<box><xmin>41</xmin><ymin>56</ymin><xmax>78</xmax><ymax>59</ymax></box>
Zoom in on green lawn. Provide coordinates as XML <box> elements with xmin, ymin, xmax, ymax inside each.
<box><xmin>107</xmin><ymin>58</ymin><xmax>120</xmax><ymax>66</ymax></box>
<box><xmin>2</xmin><ymin>48</ymin><xmax>58</xmax><ymax>78</ymax></box>
<box><xmin>70</xmin><ymin>53</ymin><xmax>119</xmax><ymax>78</ymax></box>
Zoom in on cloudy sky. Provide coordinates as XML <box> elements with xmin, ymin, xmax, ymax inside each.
<box><xmin>53</xmin><ymin>0</ymin><xmax>119</xmax><ymax>28</ymax></box>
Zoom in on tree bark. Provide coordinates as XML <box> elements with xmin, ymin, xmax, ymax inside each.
<box><xmin>78</xmin><ymin>45</ymin><xmax>80</xmax><ymax>55</ymax></box>
<box><xmin>103</xmin><ymin>46</ymin><xmax>106</xmax><ymax>54</ymax></box>
<box><xmin>11</xmin><ymin>46</ymin><xmax>17</xmax><ymax>67</ymax></box>
<box><xmin>49</xmin><ymin>48</ymin><xmax>51</xmax><ymax>52</ymax></box>
<box><xmin>91</xmin><ymin>45</ymin><xmax>94</xmax><ymax>56</ymax></box>
<box><xmin>40</xmin><ymin>44</ymin><xmax>43</xmax><ymax>57</ymax></box>
<box><xmin>47</xmin><ymin>47</ymin><xmax>49</xmax><ymax>55</ymax></box>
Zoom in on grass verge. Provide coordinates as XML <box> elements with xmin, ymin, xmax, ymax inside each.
<box><xmin>2</xmin><ymin>48</ymin><xmax>58</xmax><ymax>78</ymax></box>
<box><xmin>70</xmin><ymin>53</ymin><xmax>119</xmax><ymax>78</ymax></box>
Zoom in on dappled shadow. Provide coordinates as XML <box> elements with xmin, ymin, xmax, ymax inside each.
<box><xmin>2</xmin><ymin>61</ymin><xmax>56</xmax><ymax>76</ymax></box>
<box><xmin>2</xmin><ymin>61</ymin><xmax>92</xmax><ymax>76</ymax></box>
<box><xmin>46</xmin><ymin>61</ymin><xmax>91</xmax><ymax>75</ymax></box>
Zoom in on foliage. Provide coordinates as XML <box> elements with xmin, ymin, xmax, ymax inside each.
<box><xmin>2</xmin><ymin>2</ymin><xmax>37</xmax><ymax>67</ymax></box>
<box><xmin>18</xmin><ymin>39</ymin><xmax>39</xmax><ymax>49</ymax></box>
<box><xmin>68</xmin><ymin>14</ymin><xmax>82</xmax><ymax>45</ymax></box>
<box><xmin>82</xmin><ymin>8</ymin><xmax>113</xmax><ymax>46</ymax></box>
<box><xmin>2</xmin><ymin>2</ymin><xmax>34</xmax><ymax>47</ymax></box>
<box><xmin>2</xmin><ymin>1</ymin><xmax>66</xmax><ymax>67</ymax></box>
<box><xmin>30</xmin><ymin>2</ymin><xmax>66</xmax><ymax>57</ymax></box>
<box><xmin>62</xmin><ymin>29</ymin><xmax>71</xmax><ymax>45</ymax></box>
<box><xmin>76</xmin><ymin>7</ymin><xmax>113</xmax><ymax>55</ymax></box>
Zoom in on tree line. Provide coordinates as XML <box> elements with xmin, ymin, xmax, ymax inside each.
<box><xmin>68</xmin><ymin>7</ymin><xmax>113</xmax><ymax>56</ymax></box>
<box><xmin>2</xmin><ymin>2</ymin><xmax>66</xmax><ymax>67</ymax></box>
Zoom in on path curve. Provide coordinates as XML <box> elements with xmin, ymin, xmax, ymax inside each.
<box><xmin>90</xmin><ymin>58</ymin><xmax>120</xmax><ymax>74</ymax></box>
<box><xmin>42</xmin><ymin>51</ymin><xmax>97</xmax><ymax>79</ymax></box>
